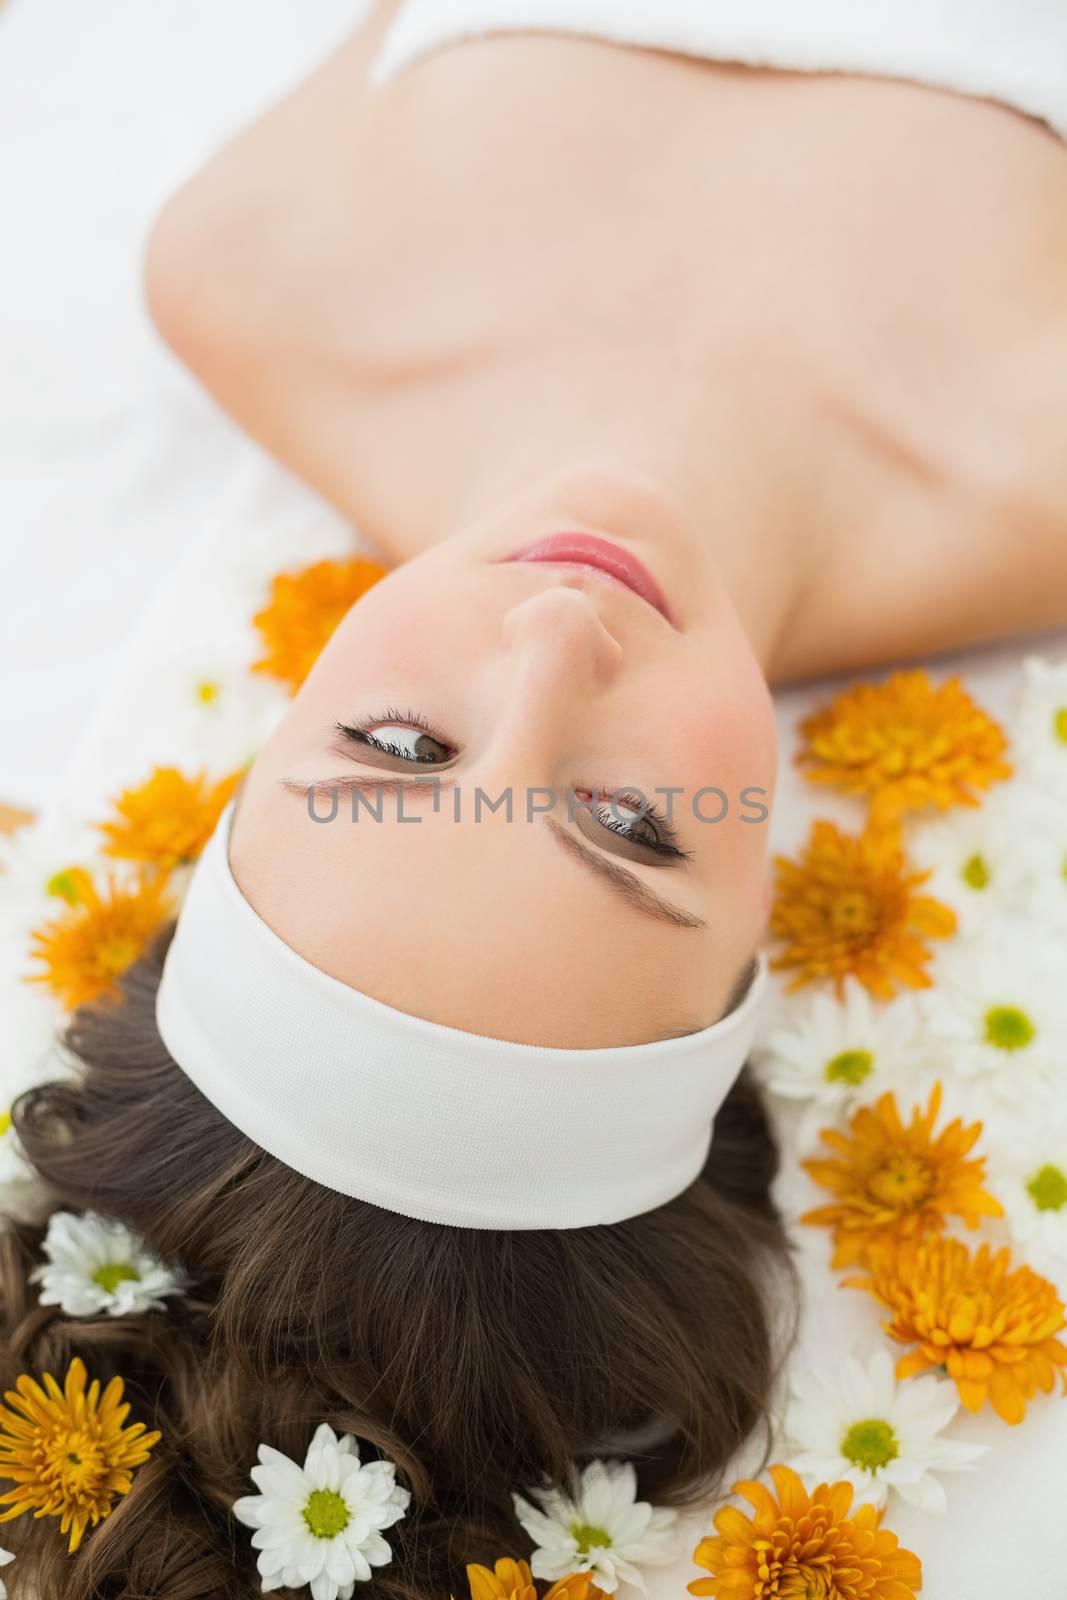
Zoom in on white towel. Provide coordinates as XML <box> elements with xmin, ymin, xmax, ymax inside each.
<box><xmin>371</xmin><ymin>0</ymin><xmax>1067</xmax><ymax>141</ymax></box>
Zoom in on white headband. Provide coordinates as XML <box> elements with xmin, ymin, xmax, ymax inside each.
<box><xmin>155</xmin><ymin>802</ymin><xmax>766</xmax><ymax>1230</ymax></box>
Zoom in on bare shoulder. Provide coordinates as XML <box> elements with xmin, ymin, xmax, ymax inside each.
<box><xmin>771</xmin><ymin>325</ymin><xmax>1067</xmax><ymax>683</ymax></box>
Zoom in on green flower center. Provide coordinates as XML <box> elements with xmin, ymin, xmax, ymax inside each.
<box><xmin>830</xmin><ymin>892</ymin><xmax>874</xmax><ymax>933</ymax></box>
<box><xmin>824</xmin><ymin>1048</ymin><xmax>874</xmax><ymax>1088</ymax></box>
<box><xmin>840</xmin><ymin>1417</ymin><xmax>899</xmax><ymax>1472</ymax></box>
<box><xmin>983</xmin><ymin>1005</ymin><xmax>1036</xmax><ymax>1052</ymax></box>
<box><xmin>303</xmin><ymin>1488</ymin><xmax>351</xmax><ymax>1540</ymax></box>
<box><xmin>46</xmin><ymin>868</ymin><xmax>82</xmax><ymax>904</ymax></box>
<box><xmin>961</xmin><ymin>853</ymin><xmax>991</xmax><ymax>891</ymax></box>
<box><xmin>1026</xmin><ymin>1164</ymin><xmax>1067</xmax><ymax>1213</ymax></box>
<box><xmin>868</xmin><ymin>1151</ymin><xmax>934</xmax><ymax>1210</ymax></box>
<box><xmin>91</xmin><ymin>1262</ymin><xmax>141</xmax><ymax>1294</ymax></box>
<box><xmin>1054</xmin><ymin>707</ymin><xmax>1067</xmax><ymax>746</ymax></box>
<box><xmin>570</xmin><ymin>1522</ymin><xmax>612</xmax><ymax>1554</ymax></box>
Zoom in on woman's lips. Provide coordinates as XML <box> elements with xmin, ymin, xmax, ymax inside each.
<box><xmin>500</xmin><ymin>533</ymin><xmax>674</xmax><ymax>624</ymax></box>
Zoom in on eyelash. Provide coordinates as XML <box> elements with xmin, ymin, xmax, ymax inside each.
<box><xmin>335</xmin><ymin>709</ymin><xmax>454</xmax><ymax>761</ymax></box>
<box><xmin>335</xmin><ymin>717</ymin><xmax>690</xmax><ymax>860</ymax></box>
<box><xmin>590</xmin><ymin>791</ymin><xmax>691</xmax><ymax>861</ymax></box>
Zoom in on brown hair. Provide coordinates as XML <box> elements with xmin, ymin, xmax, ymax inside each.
<box><xmin>0</xmin><ymin>932</ymin><xmax>794</xmax><ymax>1599</ymax></box>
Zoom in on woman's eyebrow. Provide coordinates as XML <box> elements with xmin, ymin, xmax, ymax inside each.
<box><xmin>544</xmin><ymin>817</ymin><xmax>706</xmax><ymax>930</ymax></box>
<box><xmin>283</xmin><ymin>775</ymin><xmax>457</xmax><ymax>802</ymax></box>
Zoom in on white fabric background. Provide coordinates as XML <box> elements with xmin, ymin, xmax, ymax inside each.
<box><xmin>1</xmin><ymin>3</ymin><xmax>1065</xmax><ymax>1594</ymax></box>
<box><xmin>0</xmin><ymin>0</ymin><xmax>373</xmax><ymax>811</ymax></box>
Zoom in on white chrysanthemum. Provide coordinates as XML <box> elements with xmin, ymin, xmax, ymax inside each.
<box><xmin>986</xmin><ymin>1121</ymin><xmax>1067</xmax><ymax>1294</ymax></box>
<box><xmin>752</xmin><ymin>980</ymin><xmax>925</xmax><ymax>1129</ymax></box>
<box><xmin>30</xmin><ymin>1211</ymin><xmax>186</xmax><ymax>1318</ymax></box>
<box><xmin>0</xmin><ymin>1544</ymin><xmax>13</xmax><ymax>1599</ymax></box>
<box><xmin>1015</xmin><ymin>792</ymin><xmax>1067</xmax><ymax>933</ymax></box>
<box><xmin>1017</xmin><ymin>655</ymin><xmax>1067</xmax><ymax>798</ymax></box>
<box><xmin>909</xmin><ymin>791</ymin><xmax>1031</xmax><ymax>933</ymax></box>
<box><xmin>146</xmin><ymin>641</ymin><xmax>285</xmax><ymax>774</ymax></box>
<box><xmin>784</xmin><ymin>1348</ymin><xmax>986</xmax><ymax>1515</ymax></box>
<box><xmin>513</xmin><ymin>1458</ymin><xmax>679</xmax><ymax>1594</ymax></box>
<box><xmin>0</xmin><ymin>815</ymin><xmax>101</xmax><ymax>940</ymax></box>
<box><xmin>919</xmin><ymin>932</ymin><xmax>1067</xmax><ymax>1097</ymax></box>
<box><xmin>234</xmin><ymin>1423</ymin><xmax>410</xmax><ymax>1600</ymax></box>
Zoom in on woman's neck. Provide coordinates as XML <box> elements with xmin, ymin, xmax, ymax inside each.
<box><xmin>431</xmin><ymin>388</ymin><xmax>828</xmax><ymax>684</ymax></box>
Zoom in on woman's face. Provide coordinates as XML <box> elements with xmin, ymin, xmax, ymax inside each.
<box><xmin>231</xmin><ymin>471</ymin><xmax>778</xmax><ymax>1047</ymax></box>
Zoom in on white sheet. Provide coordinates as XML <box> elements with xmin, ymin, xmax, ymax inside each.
<box><xmin>1</xmin><ymin>5</ymin><xmax>1064</xmax><ymax>1594</ymax></box>
<box><xmin>0</xmin><ymin>0</ymin><xmax>371</xmax><ymax>812</ymax></box>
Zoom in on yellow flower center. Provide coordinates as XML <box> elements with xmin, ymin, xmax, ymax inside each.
<box><xmin>841</xmin><ymin>1417</ymin><xmax>899</xmax><ymax>1471</ymax></box>
<box><xmin>91</xmin><ymin>1262</ymin><xmax>141</xmax><ymax>1294</ymax></box>
<box><xmin>194</xmin><ymin>678</ymin><xmax>222</xmax><ymax>705</ymax></box>
<box><xmin>983</xmin><ymin>1005</ymin><xmax>1036</xmax><ymax>1052</ymax></box>
<box><xmin>96</xmin><ymin>934</ymin><xmax>144</xmax><ymax>981</ymax></box>
<box><xmin>961</xmin><ymin>853</ymin><xmax>991</xmax><ymax>891</ymax></box>
<box><xmin>1054</xmin><ymin>707</ymin><xmax>1067</xmax><ymax>746</ymax></box>
<box><xmin>42</xmin><ymin>1426</ymin><xmax>110</xmax><ymax>1500</ymax></box>
<box><xmin>303</xmin><ymin>1488</ymin><xmax>351</xmax><ymax>1540</ymax></box>
<box><xmin>868</xmin><ymin>1150</ymin><xmax>934</xmax><ymax>1210</ymax></box>
<box><xmin>823</xmin><ymin>1048</ymin><xmax>874</xmax><ymax>1088</ymax></box>
<box><xmin>1026</xmin><ymin>1164</ymin><xmax>1067</xmax><ymax>1213</ymax></box>
<box><xmin>46</xmin><ymin>869</ymin><xmax>82</xmax><ymax>905</ymax></box>
<box><xmin>0</xmin><ymin>1110</ymin><xmax>11</xmax><ymax>1140</ymax></box>
<box><xmin>829</xmin><ymin>891</ymin><xmax>876</xmax><ymax>935</ymax></box>
<box><xmin>778</xmin><ymin>1566</ymin><xmax>834</xmax><ymax>1600</ymax></box>
<box><xmin>570</xmin><ymin>1522</ymin><xmax>612</xmax><ymax>1554</ymax></box>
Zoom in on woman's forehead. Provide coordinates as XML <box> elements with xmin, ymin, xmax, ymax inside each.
<box><xmin>229</xmin><ymin>779</ymin><xmax>757</xmax><ymax>1047</ymax></box>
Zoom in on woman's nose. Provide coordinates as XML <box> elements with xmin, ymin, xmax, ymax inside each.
<box><xmin>500</xmin><ymin>582</ymin><xmax>624</xmax><ymax>690</ymax></box>
<box><xmin>474</xmin><ymin>584</ymin><xmax>623</xmax><ymax>782</ymax></box>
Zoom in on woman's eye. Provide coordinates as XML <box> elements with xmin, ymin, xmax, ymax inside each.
<box><xmin>336</xmin><ymin>717</ymin><xmax>455</xmax><ymax>766</ymax></box>
<box><xmin>573</xmin><ymin>788</ymin><xmax>689</xmax><ymax>864</ymax></box>
<box><xmin>364</xmin><ymin>726</ymin><xmax>452</xmax><ymax>764</ymax></box>
<box><xmin>594</xmin><ymin>798</ymin><xmax>662</xmax><ymax>849</ymax></box>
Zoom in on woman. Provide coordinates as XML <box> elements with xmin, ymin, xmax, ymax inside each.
<box><xmin>140</xmin><ymin>0</ymin><xmax>1067</xmax><ymax>1038</ymax></box>
<box><xmin>3</xmin><ymin>3</ymin><xmax>1067</xmax><ymax>1595</ymax></box>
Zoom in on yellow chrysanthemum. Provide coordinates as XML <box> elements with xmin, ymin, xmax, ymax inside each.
<box><xmin>802</xmin><ymin>1083</ymin><xmax>1003</xmax><ymax>1269</ymax></box>
<box><xmin>0</xmin><ymin>1356</ymin><xmax>161</xmax><ymax>1553</ymax></box>
<box><xmin>798</xmin><ymin>669</ymin><xmax>1012</xmax><ymax>825</ymax></box>
<box><xmin>96</xmin><ymin>766</ymin><xmax>241</xmax><ymax>868</ymax></box>
<box><xmin>252</xmin><ymin>557</ymin><xmax>388</xmax><ymax>694</ymax></box>
<box><xmin>847</xmin><ymin>1235</ymin><xmax>1067</xmax><ymax>1425</ymax></box>
<box><xmin>770</xmin><ymin>819</ymin><xmax>957</xmax><ymax>998</ymax></box>
<box><xmin>28</xmin><ymin>867</ymin><xmax>173</xmax><ymax>1011</ymax></box>
<box><xmin>461</xmin><ymin>1558</ymin><xmax>601</xmax><ymax>1600</ymax></box>
<box><xmin>687</xmin><ymin>1462</ymin><xmax>921</xmax><ymax>1599</ymax></box>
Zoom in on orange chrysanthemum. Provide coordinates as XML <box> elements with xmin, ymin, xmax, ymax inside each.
<box><xmin>28</xmin><ymin>867</ymin><xmax>173</xmax><ymax>1011</ymax></box>
<box><xmin>798</xmin><ymin>669</ymin><xmax>1012</xmax><ymax>825</ymax></box>
<box><xmin>461</xmin><ymin>1559</ymin><xmax>601</xmax><ymax>1600</ymax></box>
<box><xmin>802</xmin><ymin>1083</ymin><xmax>1003</xmax><ymax>1268</ymax></box>
<box><xmin>847</xmin><ymin>1235</ymin><xmax>1067</xmax><ymax>1425</ymax></box>
<box><xmin>769</xmin><ymin>819</ymin><xmax>956</xmax><ymax>997</ymax></box>
<box><xmin>252</xmin><ymin>556</ymin><xmax>388</xmax><ymax>693</ymax></box>
<box><xmin>0</xmin><ymin>1356</ymin><xmax>161</xmax><ymax>1553</ymax></box>
<box><xmin>96</xmin><ymin>766</ymin><xmax>241</xmax><ymax>868</ymax></box>
<box><xmin>688</xmin><ymin>1463</ymin><xmax>921</xmax><ymax>1599</ymax></box>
